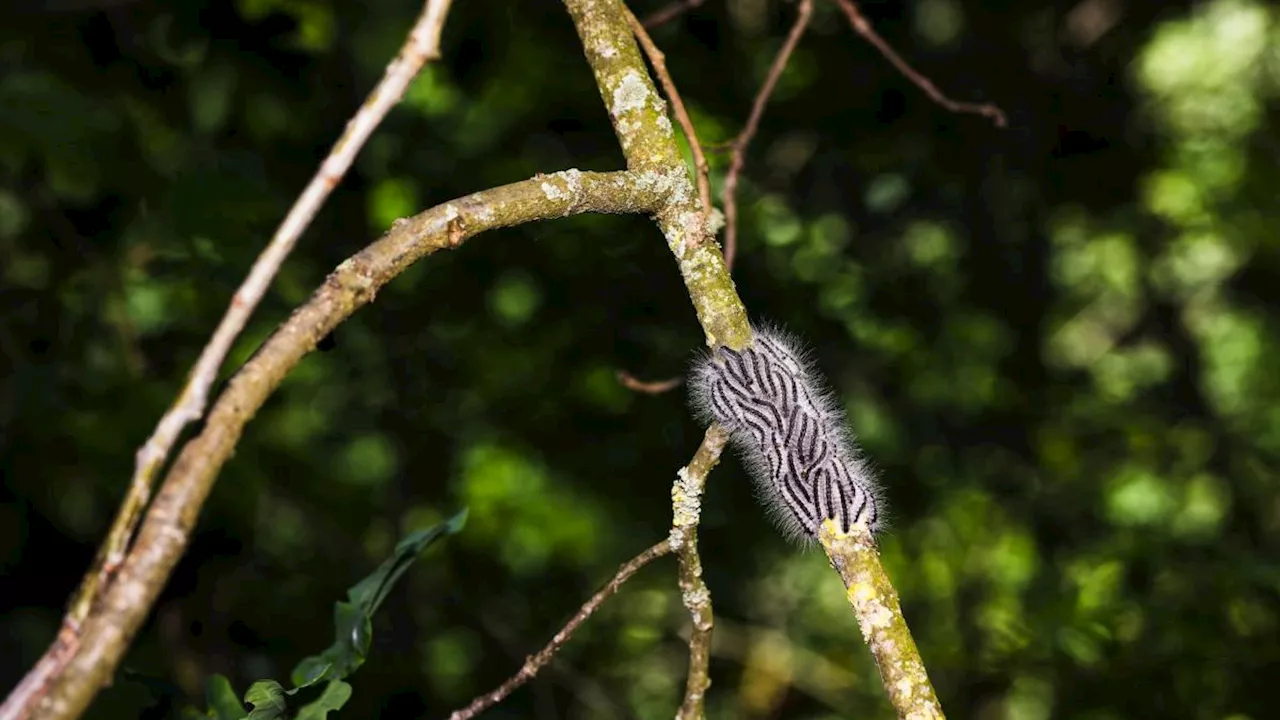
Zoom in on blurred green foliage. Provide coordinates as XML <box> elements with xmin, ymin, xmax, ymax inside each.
<box><xmin>1</xmin><ymin>0</ymin><xmax>1278</xmax><ymax>719</ymax></box>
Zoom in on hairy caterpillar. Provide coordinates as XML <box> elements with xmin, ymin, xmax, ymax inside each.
<box><xmin>690</xmin><ymin>325</ymin><xmax>882</xmax><ymax>542</ymax></box>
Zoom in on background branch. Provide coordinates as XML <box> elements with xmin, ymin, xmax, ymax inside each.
<box><xmin>721</xmin><ymin>0</ymin><xmax>813</xmax><ymax>271</ymax></box>
<box><xmin>447</xmin><ymin>539</ymin><xmax>675</xmax><ymax>720</ymax></box>
<box><xmin>642</xmin><ymin>0</ymin><xmax>705</xmax><ymax>29</ymax></box>
<box><xmin>833</xmin><ymin>0</ymin><xmax>1006</xmax><ymax>127</ymax></box>
<box><xmin>616</xmin><ymin>370</ymin><xmax>683</xmax><ymax>394</ymax></box>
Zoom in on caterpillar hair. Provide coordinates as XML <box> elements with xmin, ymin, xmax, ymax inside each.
<box><xmin>689</xmin><ymin>324</ymin><xmax>882</xmax><ymax>543</ymax></box>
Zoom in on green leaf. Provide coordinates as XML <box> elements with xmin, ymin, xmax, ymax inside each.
<box><xmin>244</xmin><ymin>680</ymin><xmax>288</xmax><ymax>720</ymax></box>
<box><xmin>206</xmin><ymin>675</ymin><xmax>248</xmax><ymax>720</ymax></box>
<box><xmin>295</xmin><ymin>681</ymin><xmax>353</xmax><ymax>720</ymax></box>
<box><xmin>290</xmin><ymin>508</ymin><xmax>467</xmax><ymax>688</ymax></box>
<box><xmin>350</xmin><ymin>508</ymin><xmax>468</xmax><ymax>616</ymax></box>
<box><xmin>291</xmin><ymin>601</ymin><xmax>372</xmax><ymax>689</ymax></box>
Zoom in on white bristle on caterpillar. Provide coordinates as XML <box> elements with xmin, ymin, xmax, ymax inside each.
<box><xmin>689</xmin><ymin>324</ymin><xmax>882</xmax><ymax>543</ymax></box>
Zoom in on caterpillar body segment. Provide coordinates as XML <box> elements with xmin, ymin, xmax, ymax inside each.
<box><xmin>690</xmin><ymin>325</ymin><xmax>881</xmax><ymax>543</ymax></box>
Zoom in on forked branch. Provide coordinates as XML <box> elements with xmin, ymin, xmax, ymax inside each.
<box><xmin>449</xmin><ymin>423</ymin><xmax>729</xmax><ymax>720</ymax></box>
<box><xmin>4</xmin><ymin>4</ymin><xmax>460</xmax><ymax>719</ymax></box>
<box><xmin>13</xmin><ymin>170</ymin><xmax>670</xmax><ymax>720</ymax></box>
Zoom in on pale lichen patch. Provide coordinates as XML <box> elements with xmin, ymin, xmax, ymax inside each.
<box><xmin>594</xmin><ymin>39</ymin><xmax>618</xmax><ymax>58</ymax></box>
<box><xmin>684</xmin><ymin>585</ymin><xmax>710</xmax><ymax>606</ymax></box>
<box><xmin>561</xmin><ymin>168</ymin><xmax>584</xmax><ymax>202</ymax></box>
<box><xmin>540</xmin><ymin>181</ymin><xmax>567</xmax><ymax>202</ymax></box>
<box><xmin>671</xmin><ymin>466</ymin><xmax>703</xmax><ymax>528</ymax></box>
<box><xmin>668</xmin><ymin>526</ymin><xmax>686</xmax><ymax>551</ymax></box>
<box><xmin>611</xmin><ymin>70</ymin><xmax>650</xmax><ymax>117</ymax></box>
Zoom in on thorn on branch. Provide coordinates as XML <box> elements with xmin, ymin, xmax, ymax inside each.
<box><xmin>617</xmin><ymin>370</ymin><xmax>683</xmax><ymax>395</ymax></box>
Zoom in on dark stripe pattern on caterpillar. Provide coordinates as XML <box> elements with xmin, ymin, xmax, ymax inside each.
<box><xmin>690</xmin><ymin>325</ymin><xmax>881</xmax><ymax>542</ymax></box>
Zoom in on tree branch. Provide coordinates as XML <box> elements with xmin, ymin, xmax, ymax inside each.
<box><xmin>5</xmin><ymin>4</ymin><xmax>459</xmax><ymax>718</ymax></box>
<box><xmin>626</xmin><ymin>6</ymin><xmax>713</xmax><ymax>223</ymax></box>
<box><xmin>672</xmin><ymin>424</ymin><xmax>728</xmax><ymax>720</ymax></box>
<box><xmin>616</xmin><ymin>370</ymin><xmax>683</xmax><ymax>394</ymax></box>
<box><xmin>563</xmin><ymin>0</ymin><xmax>751</xmax><ymax>352</ymax></box>
<box><xmin>12</xmin><ymin>170</ymin><xmax>667</xmax><ymax>720</ymax></box>
<box><xmin>642</xmin><ymin>0</ymin><xmax>705</xmax><ymax>29</ymax></box>
<box><xmin>562</xmin><ymin>3</ymin><xmax>947</xmax><ymax>718</ymax></box>
<box><xmin>819</xmin><ymin>521</ymin><xmax>944</xmax><ymax>719</ymax></box>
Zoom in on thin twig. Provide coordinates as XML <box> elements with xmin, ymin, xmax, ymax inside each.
<box><xmin>447</xmin><ymin>540</ymin><xmax>675</xmax><ymax>720</ymax></box>
<box><xmin>819</xmin><ymin>521</ymin><xmax>945</xmax><ymax>719</ymax></box>
<box><xmin>6</xmin><ymin>170</ymin><xmax>670</xmax><ymax>720</ymax></box>
<box><xmin>447</xmin><ymin>423</ymin><xmax>729</xmax><ymax>720</ymax></box>
<box><xmin>626</xmin><ymin>7</ymin><xmax>714</xmax><ymax>226</ymax></box>
<box><xmin>1</xmin><ymin>6</ymin><xmax>458</xmax><ymax>719</ymax></box>
<box><xmin>616</xmin><ymin>370</ymin><xmax>683</xmax><ymax>394</ymax></box>
<box><xmin>721</xmin><ymin>0</ymin><xmax>813</xmax><ymax>271</ymax></box>
<box><xmin>833</xmin><ymin>0</ymin><xmax>1006</xmax><ymax>127</ymax></box>
<box><xmin>672</xmin><ymin>424</ymin><xmax>729</xmax><ymax>720</ymax></box>
<box><xmin>642</xmin><ymin>0</ymin><xmax>706</xmax><ymax>28</ymax></box>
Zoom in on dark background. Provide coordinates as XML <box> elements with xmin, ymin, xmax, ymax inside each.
<box><xmin>2</xmin><ymin>0</ymin><xmax>1278</xmax><ymax>718</ymax></box>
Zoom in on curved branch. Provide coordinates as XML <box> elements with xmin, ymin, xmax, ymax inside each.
<box><xmin>17</xmin><ymin>170</ymin><xmax>667</xmax><ymax>720</ymax></box>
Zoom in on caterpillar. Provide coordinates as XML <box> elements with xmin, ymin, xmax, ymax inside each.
<box><xmin>689</xmin><ymin>324</ymin><xmax>882</xmax><ymax>543</ymax></box>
